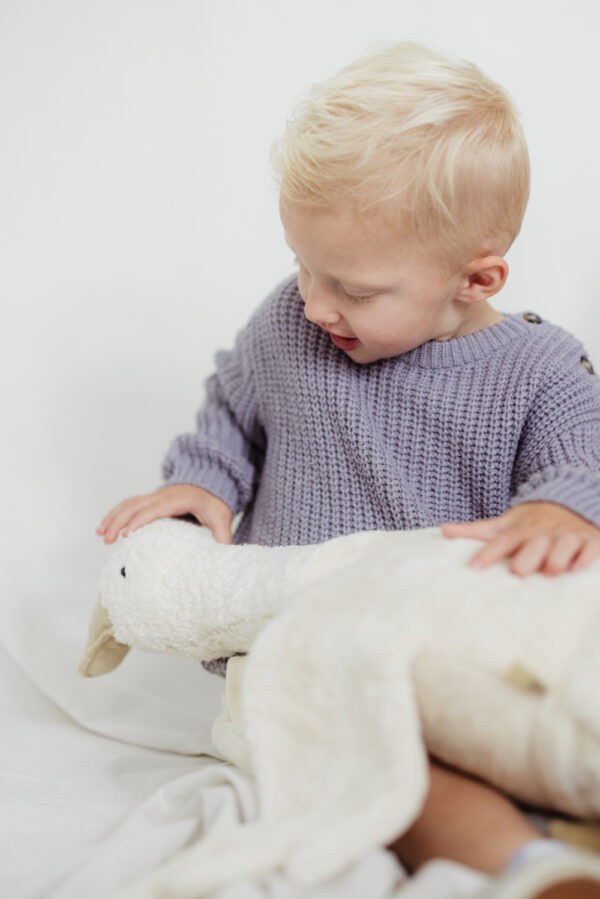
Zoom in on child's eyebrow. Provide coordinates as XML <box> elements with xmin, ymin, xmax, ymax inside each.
<box><xmin>338</xmin><ymin>276</ymin><xmax>390</xmax><ymax>292</ymax></box>
<box><xmin>284</xmin><ymin>235</ymin><xmax>392</xmax><ymax>293</ymax></box>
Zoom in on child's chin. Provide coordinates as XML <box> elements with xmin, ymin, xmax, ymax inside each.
<box><xmin>358</xmin><ymin>348</ymin><xmax>401</xmax><ymax>364</ymax></box>
<box><xmin>351</xmin><ymin>348</ymin><xmax>383</xmax><ymax>364</ymax></box>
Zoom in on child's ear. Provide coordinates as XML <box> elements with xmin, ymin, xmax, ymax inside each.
<box><xmin>456</xmin><ymin>256</ymin><xmax>509</xmax><ymax>304</ymax></box>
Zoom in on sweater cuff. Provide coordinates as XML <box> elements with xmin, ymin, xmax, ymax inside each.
<box><xmin>161</xmin><ymin>459</ymin><xmax>242</xmax><ymax>513</ymax></box>
<box><xmin>509</xmin><ymin>466</ymin><xmax>600</xmax><ymax>529</ymax></box>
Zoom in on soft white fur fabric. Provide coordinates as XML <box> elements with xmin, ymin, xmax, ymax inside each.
<box><xmin>99</xmin><ymin>518</ymin><xmax>318</xmax><ymax>660</ymax></box>
<box><xmin>96</xmin><ymin>519</ymin><xmax>600</xmax><ymax>898</ymax></box>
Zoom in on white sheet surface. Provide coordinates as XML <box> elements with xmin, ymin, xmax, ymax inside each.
<box><xmin>0</xmin><ymin>584</ymin><xmax>488</xmax><ymax>899</ymax></box>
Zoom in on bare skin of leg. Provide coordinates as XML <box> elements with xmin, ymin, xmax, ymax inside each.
<box><xmin>536</xmin><ymin>885</ymin><xmax>600</xmax><ymax>899</ymax></box>
<box><xmin>386</xmin><ymin>758</ymin><xmax>543</xmax><ymax>875</ymax></box>
<box><xmin>387</xmin><ymin>760</ymin><xmax>600</xmax><ymax>897</ymax></box>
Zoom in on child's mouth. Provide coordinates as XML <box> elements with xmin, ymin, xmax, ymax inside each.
<box><xmin>329</xmin><ymin>333</ymin><xmax>360</xmax><ymax>351</ymax></box>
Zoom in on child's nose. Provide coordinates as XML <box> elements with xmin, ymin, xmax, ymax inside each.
<box><xmin>303</xmin><ymin>288</ymin><xmax>341</xmax><ymax>327</ymax></box>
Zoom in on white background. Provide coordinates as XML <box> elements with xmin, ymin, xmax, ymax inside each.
<box><xmin>2</xmin><ymin>0</ymin><xmax>600</xmax><ymax>602</ymax></box>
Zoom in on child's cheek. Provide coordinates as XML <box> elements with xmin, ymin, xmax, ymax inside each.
<box><xmin>296</xmin><ymin>267</ymin><xmax>309</xmax><ymax>298</ymax></box>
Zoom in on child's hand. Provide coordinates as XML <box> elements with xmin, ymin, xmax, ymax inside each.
<box><xmin>441</xmin><ymin>502</ymin><xmax>600</xmax><ymax>577</ymax></box>
<box><xmin>96</xmin><ymin>484</ymin><xmax>233</xmax><ymax>546</ymax></box>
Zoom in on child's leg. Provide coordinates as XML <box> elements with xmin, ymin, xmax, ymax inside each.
<box><xmin>387</xmin><ymin>758</ymin><xmax>542</xmax><ymax>875</ymax></box>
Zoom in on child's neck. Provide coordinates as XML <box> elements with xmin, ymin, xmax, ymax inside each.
<box><xmin>435</xmin><ymin>303</ymin><xmax>505</xmax><ymax>342</ymax></box>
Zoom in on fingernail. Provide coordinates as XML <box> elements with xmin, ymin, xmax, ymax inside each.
<box><xmin>470</xmin><ymin>560</ymin><xmax>485</xmax><ymax>569</ymax></box>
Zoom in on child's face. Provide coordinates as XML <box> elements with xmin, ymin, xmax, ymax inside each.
<box><xmin>280</xmin><ymin>203</ymin><xmax>476</xmax><ymax>365</ymax></box>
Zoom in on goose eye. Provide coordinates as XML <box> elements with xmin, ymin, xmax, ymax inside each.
<box><xmin>120</xmin><ymin>567</ymin><xmax>126</xmax><ymax>578</ymax></box>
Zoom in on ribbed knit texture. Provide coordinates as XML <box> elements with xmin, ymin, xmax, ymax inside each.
<box><xmin>162</xmin><ymin>274</ymin><xmax>600</xmax><ymax>547</ymax></box>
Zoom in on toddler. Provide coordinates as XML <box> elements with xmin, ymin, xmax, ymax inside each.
<box><xmin>97</xmin><ymin>42</ymin><xmax>600</xmax><ymax>897</ymax></box>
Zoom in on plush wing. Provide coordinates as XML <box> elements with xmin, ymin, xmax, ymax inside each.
<box><xmin>78</xmin><ymin>598</ymin><xmax>130</xmax><ymax>676</ymax></box>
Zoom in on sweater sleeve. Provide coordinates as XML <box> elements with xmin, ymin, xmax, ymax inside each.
<box><xmin>161</xmin><ymin>317</ymin><xmax>266</xmax><ymax>515</ymax></box>
<box><xmin>509</xmin><ymin>343</ymin><xmax>600</xmax><ymax>528</ymax></box>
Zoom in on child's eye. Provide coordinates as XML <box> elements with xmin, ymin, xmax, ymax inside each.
<box><xmin>343</xmin><ymin>289</ymin><xmax>375</xmax><ymax>303</ymax></box>
<box><xmin>293</xmin><ymin>256</ymin><xmax>374</xmax><ymax>303</ymax></box>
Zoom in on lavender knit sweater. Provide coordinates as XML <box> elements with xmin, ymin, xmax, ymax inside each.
<box><xmin>163</xmin><ymin>274</ymin><xmax>600</xmax><ymax>550</ymax></box>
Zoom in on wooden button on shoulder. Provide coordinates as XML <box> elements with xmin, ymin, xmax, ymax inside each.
<box><xmin>523</xmin><ymin>312</ymin><xmax>543</xmax><ymax>324</ymax></box>
<box><xmin>581</xmin><ymin>355</ymin><xmax>595</xmax><ymax>375</ymax></box>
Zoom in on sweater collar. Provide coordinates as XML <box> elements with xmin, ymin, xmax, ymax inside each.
<box><xmin>393</xmin><ymin>313</ymin><xmax>532</xmax><ymax>369</ymax></box>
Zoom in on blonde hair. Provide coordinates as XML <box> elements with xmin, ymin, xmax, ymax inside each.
<box><xmin>270</xmin><ymin>42</ymin><xmax>530</xmax><ymax>271</ymax></box>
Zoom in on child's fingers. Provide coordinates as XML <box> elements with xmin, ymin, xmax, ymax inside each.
<box><xmin>568</xmin><ymin>537</ymin><xmax>600</xmax><ymax>573</ymax></box>
<box><xmin>98</xmin><ymin>488</ymin><xmax>186</xmax><ymax>540</ymax></box>
<box><xmin>467</xmin><ymin>531</ymin><xmax>541</xmax><ymax>571</ymax></box>
<box><xmin>206</xmin><ymin>515</ymin><xmax>233</xmax><ymax>545</ymax></box>
<box><xmin>541</xmin><ymin>533</ymin><xmax>584</xmax><ymax>576</ymax></box>
<box><xmin>102</xmin><ymin>515</ymin><xmax>136</xmax><ymax>543</ymax></box>
<box><xmin>97</xmin><ymin>487</ymin><xmax>234</xmax><ymax>545</ymax></box>
<box><xmin>507</xmin><ymin>535</ymin><xmax>553</xmax><ymax>577</ymax></box>
<box><xmin>97</xmin><ymin>502</ymin><xmax>130</xmax><ymax>532</ymax></box>
<box><xmin>441</xmin><ymin>516</ymin><xmax>507</xmax><ymax>541</ymax></box>
<box><xmin>122</xmin><ymin>501</ymin><xmax>175</xmax><ymax>537</ymax></box>
<box><xmin>120</xmin><ymin>495</ymin><xmax>231</xmax><ymax>541</ymax></box>
<box><xmin>98</xmin><ymin>514</ymin><xmax>126</xmax><ymax>540</ymax></box>
<box><xmin>96</xmin><ymin>506</ymin><xmax>125</xmax><ymax>534</ymax></box>
<box><xmin>101</xmin><ymin>499</ymin><xmax>153</xmax><ymax>543</ymax></box>
<box><xmin>97</xmin><ymin>497</ymin><xmax>146</xmax><ymax>537</ymax></box>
